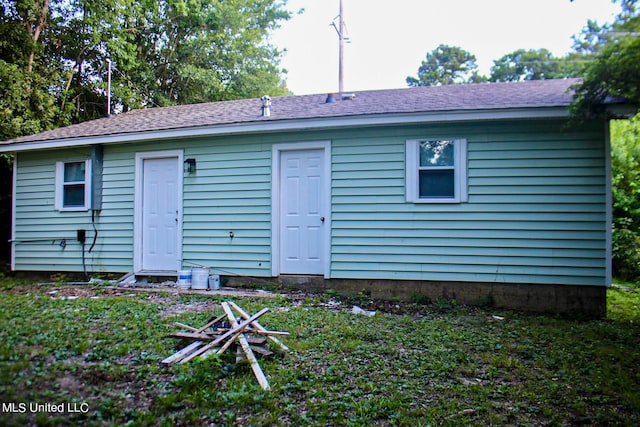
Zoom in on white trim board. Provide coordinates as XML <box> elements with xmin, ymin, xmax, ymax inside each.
<box><xmin>604</xmin><ymin>122</ymin><xmax>613</xmax><ymax>287</ymax></box>
<box><xmin>10</xmin><ymin>155</ymin><xmax>17</xmax><ymax>271</ymax></box>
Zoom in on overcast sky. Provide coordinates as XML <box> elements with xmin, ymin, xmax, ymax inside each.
<box><xmin>269</xmin><ymin>0</ymin><xmax>620</xmax><ymax>95</ymax></box>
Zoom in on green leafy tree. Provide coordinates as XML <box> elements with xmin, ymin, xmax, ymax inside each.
<box><xmin>407</xmin><ymin>44</ymin><xmax>487</xmax><ymax>87</ymax></box>
<box><xmin>0</xmin><ymin>0</ymin><xmax>69</xmax><ymax>140</ymax></box>
<box><xmin>98</xmin><ymin>0</ymin><xmax>291</xmax><ymax>109</ymax></box>
<box><xmin>489</xmin><ymin>48</ymin><xmax>583</xmax><ymax>82</ymax></box>
<box><xmin>1</xmin><ymin>0</ymin><xmax>290</xmax><ymax>130</ymax></box>
<box><xmin>570</xmin><ymin>0</ymin><xmax>640</xmax><ymax>119</ymax></box>
<box><xmin>570</xmin><ymin>35</ymin><xmax>640</xmax><ymax>119</ymax></box>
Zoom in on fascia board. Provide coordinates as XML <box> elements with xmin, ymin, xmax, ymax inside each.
<box><xmin>0</xmin><ymin>107</ymin><xmax>570</xmax><ymax>153</ymax></box>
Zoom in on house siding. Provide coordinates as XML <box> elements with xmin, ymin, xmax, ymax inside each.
<box><xmin>11</xmin><ymin>118</ymin><xmax>608</xmax><ymax>287</ymax></box>
<box><xmin>181</xmin><ymin>138</ymin><xmax>273</xmax><ymax>276</ymax></box>
<box><xmin>331</xmin><ymin>120</ymin><xmax>607</xmax><ymax>286</ymax></box>
<box><xmin>13</xmin><ymin>150</ymin><xmax>98</xmax><ymax>271</ymax></box>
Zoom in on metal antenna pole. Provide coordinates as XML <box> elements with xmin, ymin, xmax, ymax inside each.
<box><xmin>338</xmin><ymin>0</ymin><xmax>344</xmax><ymax>96</ymax></box>
<box><xmin>106</xmin><ymin>59</ymin><xmax>112</xmax><ymax>117</ymax></box>
<box><xmin>331</xmin><ymin>0</ymin><xmax>349</xmax><ymax>97</ymax></box>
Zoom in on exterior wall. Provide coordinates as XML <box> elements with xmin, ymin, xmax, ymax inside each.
<box><xmin>181</xmin><ymin>138</ymin><xmax>273</xmax><ymax>276</ymax></box>
<box><xmin>330</xmin><ymin>120</ymin><xmax>608</xmax><ymax>286</ymax></box>
<box><xmin>13</xmin><ymin>141</ymin><xmax>175</xmax><ymax>273</ymax></box>
<box><xmin>13</xmin><ymin>150</ymin><xmax>96</xmax><ymax>272</ymax></box>
<box><xmin>11</xmin><ymin>118</ymin><xmax>608</xmax><ymax>288</ymax></box>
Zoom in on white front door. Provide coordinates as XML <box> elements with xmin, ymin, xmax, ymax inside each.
<box><xmin>140</xmin><ymin>156</ymin><xmax>180</xmax><ymax>271</ymax></box>
<box><xmin>279</xmin><ymin>149</ymin><xmax>326</xmax><ymax>275</ymax></box>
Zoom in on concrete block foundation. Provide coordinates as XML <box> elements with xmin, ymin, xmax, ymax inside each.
<box><xmin>226</xmin><ymin>275</ymin><xmax>607</xmax><ymax>317</ymax></box>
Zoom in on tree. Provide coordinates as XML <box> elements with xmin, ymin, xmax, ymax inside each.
<box><xmin>570</xmin><ymin>0</ymin><xmax>640</xmax><ymax>119</ymax></box>
<box><xmin>0</xmin><ymin>1</ymin><xmax>68</xmax><ymax>140</ymax></box>
<box><xmin>407</xmin><ymin>44</ymin><xmax>486</xmax><ymax>87</ymax></box>
<box><xmin>97</xmin><ymin>0</ymin><xmax>291</xmax><ymax>109</ymax></box>
<box><xmin>570</xmin><ymin>35</ymin><xmax>640</xmax><ymax>118</ymax></box>
<box><xmin>0</xmin><ymin>0</ymin><xmax>291</xmax><ymax>131</ymax></box>
<box><xmin>489</xmin><ymin>48</ymin><xmax>583</xmax><ymax>82</ymax></box>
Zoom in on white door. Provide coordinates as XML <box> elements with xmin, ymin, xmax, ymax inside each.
<box><xmin>141</xmin><ymin>157</ymin><xmax>180</xmax><ymax>271</ymax></box>
<box><xmin>279</xmin><ymin>149</ymin><xmax>326</xmax><ymax>275</ymax></box>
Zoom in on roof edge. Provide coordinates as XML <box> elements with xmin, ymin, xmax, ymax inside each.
<box><xmin>0</xmin><ymin>107</ymin><xmax>571</xmax><ymax>153</ymax></box>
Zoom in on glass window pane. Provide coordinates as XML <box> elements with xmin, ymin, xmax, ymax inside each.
<box><xmin>419</xmin><ymin>169</ymin><xmax>455</xmax><ymax>198</ymax></box>
<box><xmin>63</xmin><ymin>184</ymin><xmax>85</xmax><ymax>207</ymax></box>
<box><xmin>420</xmin><ymin>140</ymin><xmax>454</xmax><ymax>167</ymax></box>
<box><xmin>64</xmin><ymin>162</ymin><xmax>85</xmax><ymax>182</ymax></box>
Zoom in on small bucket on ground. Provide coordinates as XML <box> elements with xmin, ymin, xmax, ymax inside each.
<box><xmin>177</xmin><ymin>270</ymin><xmax>191</xmax><ymax>289</ymax></box>
<box><xmin>209</xmin><ymin>274</ymin><xmax>220</xmax><ymax>290</ymax></box>
<box><xmin>191</xmin><ymin>267</ymin><xmax>209</xmax><ymax>290</ymax></box>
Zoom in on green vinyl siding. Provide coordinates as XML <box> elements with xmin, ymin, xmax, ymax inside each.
<box><xmin>330</xmin><ymin>120</ymin><xmax>608</xmax><ymax>285</ymax></box>
<box><xmin>13</xmin><ymin>147</ymin><xmax>136</xmax><ymax>272</ymax></box>
<box><xmin>181</xmin><ymin>138</ymin><xmax>272</xmax><ymax>276</ymax></box>
<box><xmin>11</xmin><ymin>118</ymin><xmax>608</xmax><ymax>286</ymax></box>
<box><xmin>13</xmin><ymin>150</ymin><xmax>94</xmax><ymax>271</ymax></box>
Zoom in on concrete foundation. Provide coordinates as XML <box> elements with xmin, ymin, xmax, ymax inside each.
<box><xmin>226</xmin><ymin>275</ymin><xmax>607</xmax><ymax>317</ymax></box>
<box><xmin>14</xmin><ymin>271</ymin><xmax>606</xmax><ymax>317</ymax></box>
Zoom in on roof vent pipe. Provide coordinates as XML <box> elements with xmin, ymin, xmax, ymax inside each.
<box><xmin>260</xmin><ymin>95</ymin><xmax>271</xmax><ymax>117</ymax></box>
<box><xmin>325</xmin><ymin>93</ymin><xmax>336</xmax><ymax>103</ymax></box>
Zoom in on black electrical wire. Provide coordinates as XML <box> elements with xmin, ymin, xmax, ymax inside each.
<box><xmin>89</xmin><ymin>210</ymin><xmax>98</xmax><ymax>253</ymax></box>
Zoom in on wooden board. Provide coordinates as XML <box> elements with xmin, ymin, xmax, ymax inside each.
<box><xmin>180</xmin><ymin>307</ymin><xmax>269</xmax><ymax>363</ymax></box>
<box><xmin>228</xmin><ymin>301</ymin><xmax>290</xmax><ymax>351</ymax></box>
<box><xmin>222</xmin><ymin>302</ymin><xmax>271</xmax><ymax>390</ymax></box>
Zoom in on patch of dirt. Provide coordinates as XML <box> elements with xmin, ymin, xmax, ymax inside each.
<box><xmin>46</xmin><ymin>287</ymin><xmax>101</xmax><ymax>298</ymax></box>
<box><xmin>56</xmin><ymin>375</ymin><xmax>83</xmax><ymax>393</ymax></box>
<box><xmin>137</xmin><ymin>292</ymin><xmax>177</xmax><ymax>306</ymax></box>
<box><xmin>159</xmin><ymin>300</ymin><xmax>222</xmax><ymax>319</ymax></box>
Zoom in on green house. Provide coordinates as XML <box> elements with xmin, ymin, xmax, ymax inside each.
<box><xmin>0</xmin><ymin>79</ymin><xmax>615</xmax><ymax>315</ymax></box>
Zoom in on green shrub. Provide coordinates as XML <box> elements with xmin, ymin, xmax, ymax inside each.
<box><xmin>613</xmin><ymin>223</ymin><xmax>640</xmax><ymax>280</ymax></box>
<box><xmin>611</xmin><ymin>118</ymin><xmax>640</xmax><ymax>282</ymax></box>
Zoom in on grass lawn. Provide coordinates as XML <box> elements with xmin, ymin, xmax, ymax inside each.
<box><xmin>0</xmin><ymin>278</ymin><xmax>638</xmax><ymax>426</ymax></box>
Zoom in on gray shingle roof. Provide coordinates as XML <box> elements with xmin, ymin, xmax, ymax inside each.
<box><xmin>3</xmin><ymin>78</ymin><xmax>580</xmax><ymax>145</ymax></box>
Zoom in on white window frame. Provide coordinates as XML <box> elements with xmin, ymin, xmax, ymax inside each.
<box><xmin>406</xmin><ymin>138</ymin><xmax>468</xmax><ymax>203</ymax></box>
<box><xmin>55</xmin><ymin>159</ymin><xmax>91</xmax><ymax>211</ymax></box>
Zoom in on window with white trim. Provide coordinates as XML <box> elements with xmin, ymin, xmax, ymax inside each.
<box><xmin>406</xmin><ymin>139</ymin><xmax>468</xmax><ymax>203</ymax></box>
<box><xmin>55</xmin><ymin>160</ymin><xmax>91</xmax><ymax>211</ymax></box>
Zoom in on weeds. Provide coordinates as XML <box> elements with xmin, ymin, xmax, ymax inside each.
<box><xmin>0</xmin><ymin>280</ymin><xmax>638</xmax><ymax>425</ymax></box>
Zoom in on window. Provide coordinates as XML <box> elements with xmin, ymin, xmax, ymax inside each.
<box><xmin>55</xmin><ymin>160</ymin><xmax>91</xmax><ymax>211</ymax></box>
<box><xmin>406</xmin><ymin>139</ymin><xmax>467</xmax><ymax>203</ymax></box>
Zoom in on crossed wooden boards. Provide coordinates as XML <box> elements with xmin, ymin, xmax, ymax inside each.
<box><xmin>162</xmin><ymin>301</ymin><xmax>289</xmax><ymax>390</ymax></box>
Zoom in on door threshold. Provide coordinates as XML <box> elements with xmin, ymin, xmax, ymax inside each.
<box><xmin>137</xmin><ymin>270</ymin><xmax>178</xmax><ymax>275</ymax></box>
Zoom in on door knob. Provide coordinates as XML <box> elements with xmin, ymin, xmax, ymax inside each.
<box><xmin>320</xmin><ymin>216</ymin><xmax>325</xmax><ymax>222</ymax></box>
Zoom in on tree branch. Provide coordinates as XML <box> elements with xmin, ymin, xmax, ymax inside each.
<box><xmin>27</xmin><ymin>0</ymin><xmax>50</xmax><ymax>73</ymax></box>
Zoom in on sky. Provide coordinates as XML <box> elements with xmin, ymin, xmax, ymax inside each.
<box><xmin>269</xmin><ymin>0</ymin><xmax>620</xmax><ymax>95</ymax></box>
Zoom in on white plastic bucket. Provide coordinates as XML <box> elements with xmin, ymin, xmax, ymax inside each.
<box><xmin>177</xmin><ymin>270</ymin><xmax>191</xmax><ymax>289</ymax></box>
<box><xmin>191</xmin><ymin>267</ymin><xmax>209</xmax><ymax>290</ymax></box>
<box><xmin>209</xmin><ymin>274</ymin><xmax>220</xmax><ymax>290</ymax></box>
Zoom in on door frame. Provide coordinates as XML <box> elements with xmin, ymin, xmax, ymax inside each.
<box><xmin>133</xmin><ymin>150</ymin><xmax>184</xmax><ymax>273</ymax></box>
<box><xmin>271</xmin><ymin>141</ymin><xmax>331</xmax><ymax>278</ymax></box>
